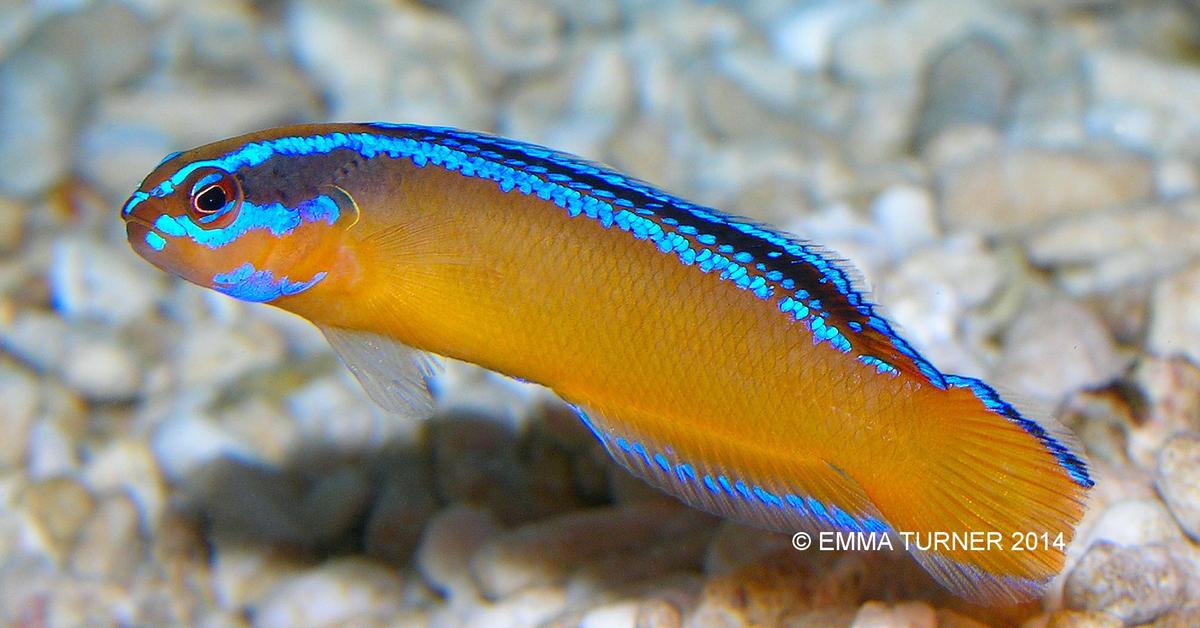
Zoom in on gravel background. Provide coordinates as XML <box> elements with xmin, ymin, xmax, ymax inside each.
<box><xmin>2</xmin><ymin>0</ymin><xmax>1200</xmax><ymax>626</ymax></box>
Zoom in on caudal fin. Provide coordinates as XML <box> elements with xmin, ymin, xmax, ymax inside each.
<box><xmin>869</xmin><ymin>375</ymin><xmax>1093</xmax><ymax>606</ymax></box>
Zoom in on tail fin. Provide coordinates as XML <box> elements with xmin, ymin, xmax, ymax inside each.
<box><xmin>869</xmin><ymin>375</ymin><xmax>1093</xmax><ymax>606</ymax></box>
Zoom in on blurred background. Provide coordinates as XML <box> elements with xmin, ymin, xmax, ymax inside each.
<box><xmin>2</xmin><ymin>0</ymin><xmax>1200</xmax><ymax>625</ymax></box>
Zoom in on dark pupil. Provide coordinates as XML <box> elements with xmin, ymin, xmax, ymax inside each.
<box><xmin>196</xmin><ymin>185</ymin><xmax>227</xmax><ymax>212</ymax></box>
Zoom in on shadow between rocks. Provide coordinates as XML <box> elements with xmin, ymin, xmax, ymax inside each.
<box><xmin>167</xmin><ymin>402</ymin><xmax>1009</xmax><ymax>621</ymax></box>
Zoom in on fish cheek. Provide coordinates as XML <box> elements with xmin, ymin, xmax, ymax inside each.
<box><xmin>141</xmin><ymin>236</ymin><xmax>224</xmax><ymax>289</ymax></box>
<box><xmin>163</xmin><ymin>230</ymin><xmax>276</xmax><ymax>291</ymax></box>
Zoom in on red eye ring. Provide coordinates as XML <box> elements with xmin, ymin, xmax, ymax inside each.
<box><xmin>185</xmin><ymin>169</ymin><xmax>243</xmax><ymax>227</ymax></box>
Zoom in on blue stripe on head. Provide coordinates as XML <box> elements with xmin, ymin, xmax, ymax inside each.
<box><xmin>190</xmin><ymin>172</ymin><xmax>223</xmax><ymax>196</ymax></box>
<box><xmin>123</xmin><ymin>191</ymin><xmax>150</xmax><ymax>216</ymax></box>
<box><xmin>148</xmin><ymin>194</ymin><xmax>340</xmax><ymax>250</ymax></box>
<box><xmin>154</xmin><ymin>214</ymin><xmax>186</xmax><ymax>236</ymax></box>
<box><xmin>211</xmin><ymin>262</ymin><xmax>327</xmax><ymax>303</ymax></box>
<box><xmin>144</xmin><ymin>231</ymin><xmax>167</xmax><ymax>251</ymax></box>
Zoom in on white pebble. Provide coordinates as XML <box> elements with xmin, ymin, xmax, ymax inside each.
<box><xmin>1156</xmin><ymin>159</ymin><xmax>1200</xmax><ymax>200</ymax></box>
<box><xmin>50</xmin><ymin>235</ymin><xmax>162</xmax><ymax>324</ymax></box>
<box><xmin>151</xmin><ymin>413</ymin><xmax>259</xmax><ymax>482</ymax></box>
<box><xmin>871</xmin><ymin>184</ymin><xmax>938</xmax><ymax>258</ymax></box>
<box><xmin>580</xmin><ymin>601</ymin><xmax>640</xmax><ymax>628</ymax></box>
<box><xmin>1085</xmin><ymin>499</ymin><xmax>1184</xmax><ymax>547</ymax></box>
<box><xmin>851</xmin><ymin>601</ymin><xmax>936</xmax><ymax>628</ymax></box>
<box><xmin>82</xmin><ymin>438</ymin><xmax>165</xmax><ymax>529</ymax></box>
<box><xmin>0</xmin><ymin>365</ymin><xmax>38</xmax><ymax>469</ymax></box>
<box><xmin>995</xmin><ymin>297</ymin><xmax>1127</xmax><ymax>404</ymax></box>
<box><xmin>0</xmin><ymin>311</ymin><xmax>69</xmax><ymax>373</ymax></box>
<box><xmin>1158</xmin><ymin>434</ymin><xmax>1200</xmax><ymax>541</ymax></box>
<box><xmin>1149</xmin><ymin>265</ymin><xmax>1200</xmax><ymax>365</ymax></box>
<box><xmin>416</xmin><ymin>504</ymin><xmax>502</xmax><ymax>598</ymax></box>
<box><xmin>174</xmin><ymin>321</ymin><xmax>285</xmax><ymax>391</ymax></box>
<box><xmin>771</xmin><ymin>1</ymin><xmax>874</xmax><ymax>73</ymax></box>
<box><xmin>59</xmin><ymin>338</ymin><xmax>141</xmax><ymax>402</ymax></box>
<box><xmin>26</xmin><ymin>420</ymin><xmax>78</xmax><ymax>479</ymax></box>
<box><xmin>254</xmin><ymin>557</ymin><xmax>405</xmax><ymax>628</ymax></box>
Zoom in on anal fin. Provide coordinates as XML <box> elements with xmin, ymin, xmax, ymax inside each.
<box><xmin>319</xmin><ymin>325</ymin><xmax>442</xmax><ymax>416</ymax></box>
<box><xmin>572</xmin><ymin>403</ymin><xmax>887</xmax><ymax>536</ymax></box>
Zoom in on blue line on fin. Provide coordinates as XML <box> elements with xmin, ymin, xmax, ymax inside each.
<box><xmin>568</xmin><ymin>404</ymin><xmax>889</xmax><ymax>535</ymax></box>
<box><xmin>944</xmin><ymin>375</ymin><xmax>1093</xmax><ymax>488</ymax></box>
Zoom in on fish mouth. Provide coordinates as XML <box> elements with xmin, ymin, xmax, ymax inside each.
<box><xmin>125</xmin><ymin>215</ymin><xmax>154</xmax><ymax>229</ymax></box>
<box><xmin>122</xmin><ymin>191</ymin><xmax>170</xmax><ymax>255</ymax></box>
<box><xmin>124</xmin><ymin>216</ymin><xmax>166</xmax><ymax>256</ymax></box>
<box><xmin>125</xmin><ymin>218</ymin><xmax>149</xmax><ymax>241</ymax></box>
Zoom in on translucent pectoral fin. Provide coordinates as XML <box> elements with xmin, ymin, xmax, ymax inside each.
<box><xmin>319</xmin><ymin>325</ymin><xmax>442</xmax><ymax>416</ymax></box>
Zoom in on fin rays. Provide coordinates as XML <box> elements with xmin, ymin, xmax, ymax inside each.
<box><xmin>573</xmin><ymin>404</ymin><xmax>887</xmax><ymax>537</ymax></box>
<box><xmin>319</xmin><ymin>325</ymin><xmax>441</xmax><ymax>416</ymax></box>
<box><xmin>569</xmin><ymin>379</ymin><xmax>1090</xmax><ymax>607</ymax></box>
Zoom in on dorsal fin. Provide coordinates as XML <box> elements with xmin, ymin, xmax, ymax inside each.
<box><xmin>774</xmin><ymin>238</ymin><xmax>944</xmax><ymax>385</ymax></box>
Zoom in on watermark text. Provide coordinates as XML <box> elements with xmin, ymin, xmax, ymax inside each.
<box><xmin>791</xmin><ymin>530</ymin><xmax>1065</xmax><ymax>552</ymax></box>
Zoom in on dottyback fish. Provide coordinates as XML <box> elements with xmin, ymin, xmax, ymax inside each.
<box><xmin>122</xmin><ymin>124</ymin><xmax>1092</xmax><ymax>605</ymax></box>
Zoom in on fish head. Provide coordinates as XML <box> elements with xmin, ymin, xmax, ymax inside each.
<box><xmin>121</xmin><ymin>132</ymin><xmax>361</xmax><ymax>304</ymax></box>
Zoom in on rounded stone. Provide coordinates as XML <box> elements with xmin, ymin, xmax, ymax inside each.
<box><xmin>1064</xmin><ymin>542</ymin><xmax>1185</xmax><ymax>625</ymax></box>
<box><xmin>1085</xmin><ymin>499</ymin><xmax>1185</xmax><ymax>547</ymax></box>
<box><xmin>59</xmin><ymin>337</ymin><xmax>142</xmax><ymax>402</ymax></box>
<box><xmin>254</xmin><ymin>557</ymin><xmax>406</xmax><ymax>628</ymax></box>
<box><xmin>19</xmin><ymin>477</ymin><xmax>96</xmax><ymax>559</ymax></box>
<box><xmin>870</xmin><ymin>184</ymin><xmax>938</xmax><ymax>258</ymax></box>
<box><xmin>416</xmin><ymin>504</ymin><xmax>502</xmax><ymax>598</ymax></box>
<box><xmin>0</xmin><ymin>363</ymin><xmax>38</xmax><ymax>469</ymax></box>
<box><xmin>1157</xmin><ymin>433</ymin><xmax>1200</xmax><ymax>541</ymax></box>
<box><xmin>69</xmin><ymin>492</ymin><xmax>143</xmax><ymax>584</ymax></box>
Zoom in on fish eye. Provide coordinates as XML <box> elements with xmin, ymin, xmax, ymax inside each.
<box><xmin>194</xmin><ymin>184</ymin><xmax>227</xmax><ymax>213</ymax></box>
<box><xmin>185</xmin><ymin>169</ymin><xmax>243</xmax><ymax>227</ymax></box>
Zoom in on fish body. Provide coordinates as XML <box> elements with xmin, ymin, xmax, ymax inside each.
<box><xmin>122</xmin><ymin>123</ymin><xmax>1092</xmax><ymax>605</ymax></box>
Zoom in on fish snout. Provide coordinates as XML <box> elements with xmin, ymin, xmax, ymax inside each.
<box><xmin>121</xmin><ymin>193</ymin><xmax>169</xmax><ymax>256</ymax></box>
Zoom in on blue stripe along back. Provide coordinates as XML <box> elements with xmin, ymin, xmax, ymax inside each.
<box><xmin>368</xmin><ymin>124</ymin><xmax>947</xmax><ymax>387</ymax></box>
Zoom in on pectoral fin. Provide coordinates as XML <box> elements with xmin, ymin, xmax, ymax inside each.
<box><xmin>319</xmin><ymin>325</ymin><xmax>441</xmax><ymax>416</ymax></box>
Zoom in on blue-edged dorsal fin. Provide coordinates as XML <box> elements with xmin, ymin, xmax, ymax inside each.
<box><xmin>571</xmin><ymin>403</ymin><xmax>888</xmax><ymax>536</ymax></box>
<box><xmin>319</xmin><ymin>325</ymin><xmax>442</xmax><ymax>416</ymax></box>
<box><xmin>778</xmin><ymin>239</ymin><xmax>945</xmax><ymax>385</ymax></box>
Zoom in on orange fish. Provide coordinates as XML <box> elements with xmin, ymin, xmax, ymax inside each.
<box><xmin>122</xmin><ymin>123</ymin><xmax>1092</xmax><ymax>605</ymax></box>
